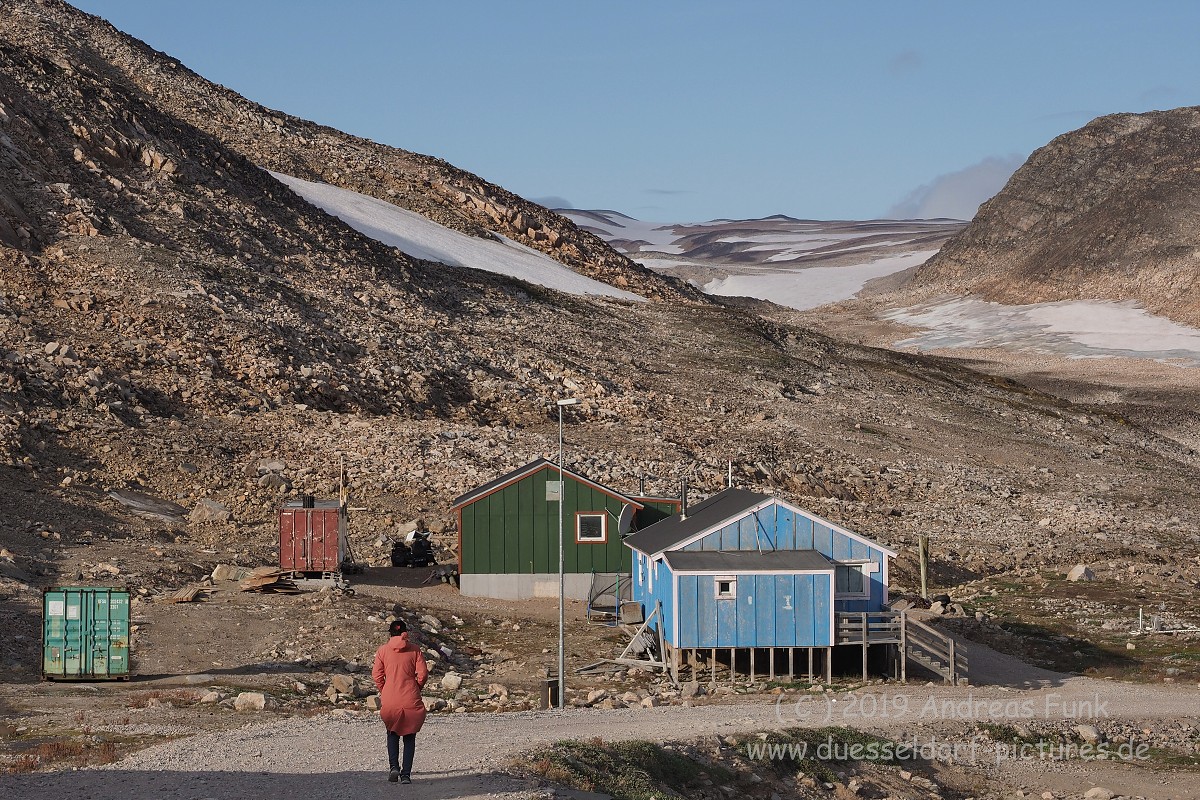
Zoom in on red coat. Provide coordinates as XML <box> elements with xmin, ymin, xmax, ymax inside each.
<box><xmin>372</xmin><ymin>633</ymin><xmax>429</xmax><ymax>735</ymax></box>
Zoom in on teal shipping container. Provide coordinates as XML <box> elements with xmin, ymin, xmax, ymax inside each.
<box><xmin>42</xmin><ymin>587</ymin><xmax>131</xmax><ymax>680</ymax></box>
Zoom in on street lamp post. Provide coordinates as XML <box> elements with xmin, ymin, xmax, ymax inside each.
<box><xmin>555</xmin><ymin>397</ymin><xmax>578</xmax><ymax>710</ymax></box>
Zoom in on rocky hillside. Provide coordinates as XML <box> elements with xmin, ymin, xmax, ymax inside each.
<box><xmin>0</xmin><ymin>0</ymin><xmax>687</xmax><ymax>301</ymax></box>
<box><xmin>907</xmin><ymin>106</ymin><xmax>1200</xmax><ymax>325</ymax></box>
<box><xmin>1</xmin><ymin>0</ymin><xmax>1199</xmax><ymax>663</ymax></box>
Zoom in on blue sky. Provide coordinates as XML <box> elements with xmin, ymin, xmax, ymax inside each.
<box><xmin>73</xmin><ymin>1</ymin><xmax>1199</xmax><ymax>221</ymax></box>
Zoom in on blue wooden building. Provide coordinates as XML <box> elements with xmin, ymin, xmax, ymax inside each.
<box><xmin>624</xmin><ymin>488</ymin><xmax>898</xmax><ymax>682</ymax></box>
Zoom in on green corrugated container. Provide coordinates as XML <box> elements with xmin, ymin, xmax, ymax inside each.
<box><xmin>42</xmin><ymin>587</ymin><xmax>131</xmax><ymax>681</ymax></box>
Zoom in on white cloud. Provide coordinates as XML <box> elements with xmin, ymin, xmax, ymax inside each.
<box><xmin>885</xmin><ymin>155</ymin><xmax>1024</xmax><ymax>221</ymax></box>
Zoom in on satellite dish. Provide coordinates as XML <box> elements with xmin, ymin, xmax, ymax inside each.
<box><xmin>618</xmin><ymin>504</ymin><xmax>634</xmax><ymax>537</ymax></box>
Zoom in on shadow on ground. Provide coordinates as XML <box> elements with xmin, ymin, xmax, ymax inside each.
<box><xmin>0</xmin><ymin>768</ymin><xmax>533</xmax><ymax>800</ymax></box>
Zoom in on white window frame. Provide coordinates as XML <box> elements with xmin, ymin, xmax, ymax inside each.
<box><xmin>714</xmin><ymin>576</ymin><xmax>737</xmax><ymax>599</ymax></box>
<box><xmin>575</xmin><ymin>512</ymin><xmax>607</xmax><ymax>543</ymax></box>
<box><xmin>834</xmin><ymin>562</ymin><xmax>871</xmax><ymax>599</ymax></box>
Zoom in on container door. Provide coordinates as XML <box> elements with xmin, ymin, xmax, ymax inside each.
<box><xmin>104</xmin><ymin>591</ymin><xmax>131</xmax><ymax>677</ymax></box>
<box><xmin>279</xmin><ymin>510</ymin><xmax>302</xmax><ymax>571</ymax></box>
<box><xmin>43</xmin><ymin>589</ymin><xmax>68</xmax><ymax>678</ymax></box>
<box><xmin>65</xmin><ymin>589</ymin><xmax>85</xmax><ymax>677</ymax></box>
<box><xmin>313</xmin><ymin>509</ymin><xmax>340</xmax><ymax>571</ymax></box>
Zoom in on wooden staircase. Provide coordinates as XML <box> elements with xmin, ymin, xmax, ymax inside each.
<box><xmin>903</xmin><ymin>615</ymin><xmax>968</xmax><ymax>684</ymax></box>
<box><xmin>835</xmin><ymin>611</ymin><xmax>968</xmax><ymax>685</ymax></box>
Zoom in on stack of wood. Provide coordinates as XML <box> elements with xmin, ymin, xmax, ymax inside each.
<box><xmin>238</xmin><ymin>567</ymin><xmax>300</xmax><ymax>593</ymax></box>
<box><xmin>164</xmin><ymin>584</ymin><xmax>208</xmax><ymax>603</ymax></box>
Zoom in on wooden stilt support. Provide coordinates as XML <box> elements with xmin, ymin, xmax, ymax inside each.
<box><xmin>711</xmin><ymin>647</ymin><xmax>717</xmax><ymax>685</ymax></box>
<box><xmin>825</xmin><ymin>647</ymin><xmax>832</xmax><ymax>684</ymax></box>
<box><xmin>861</xmin><ymin>611</ymin><xmax>869</xmax><ymax>683</ymax></box>
<box><xmin>900</xmin><ymin>612</ymin><xmax>907</xmax><ymax>684</ymax></box>
<box><xmin>788</xmin><ymin>647</ymin><xmax>794</xmax><ymax>681</ymax></box>
<box><xmin>807</xmin><ymin>647</ymin><xmax>814</xmax><ymax>681</ymax></box>
<box><xmin>749</xmin><ymin>647</ymin><xmax>756</xmax><ymax>685</ymax></box>
<box><xmin>769</xmin><ymin>647</ymin><xmax>775</xmax><ymax>681</ymax></box>
<box><xmin>730</xmin><ymin>648</ymin><xmax>736</xmax><ymax>685</ymax></box>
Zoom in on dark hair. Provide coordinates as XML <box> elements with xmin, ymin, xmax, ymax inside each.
<box><xmin>388</xmin><ymin>619</ymin><xmax>407</xmax><ymax>637</ymax></box>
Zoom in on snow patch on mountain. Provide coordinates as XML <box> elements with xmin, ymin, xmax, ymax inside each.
<box><xmin>704</xmin><ymin>251</ymin><xmax>938</xmax><ymax>311</ymax></box>
<box><xmin>887</xmin><ymin>298</ymin><xmax>1200</xmax><ymax>364</ymax></box>
<box><xmin>275</xmin><ymin>174</ymin><xmax>644</xmax><ymax>301</ymax></box>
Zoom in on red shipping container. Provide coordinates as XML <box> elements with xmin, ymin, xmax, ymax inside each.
<box><xmin>279</xmin><ymin>506</ymin><xmax>346</xmax><ymax>573</ymax></box>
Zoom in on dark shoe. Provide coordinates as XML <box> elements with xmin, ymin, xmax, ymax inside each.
<box><xmin>388</xmin><ymin>768</ymin><xmax>400</xmax><ymax>783</ymax></box>
<box><xmin>399</xmin><ymin>775</ymin><xmax>411</xmax><ymax>784</ymax></box>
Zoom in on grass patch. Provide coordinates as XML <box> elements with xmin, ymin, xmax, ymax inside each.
<box><xmin>3</xmin><ymin>737</ymin><xmax>121</xmax><ymax>772</ymax></box>
<box><xmin>975</xmin><ymin>722</ymin><xmax>1077</xmax><ymax>748</ymax></box>
<box><xmin>737</xmin><ymin>726</ymin><xmax>907</xmax><ymax>784</ymax></box>
<box><xmin>519</xmin><ymin>737</ymin><xmax>731</xmax><ymax>800</ymax></box>
<box><xmin>1142</xmin><ymin>747</ymin><xmax>1200</xmax><ymax>769</ymax></box>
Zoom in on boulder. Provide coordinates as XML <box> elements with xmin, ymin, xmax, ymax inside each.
<box><xmin>1083</xmin><ymin>789</ymin><xmax>1113</xmax><ymax>800</ymax></box>
<box><xmin>1074</xmin><ymin>724</ymin><xmax>1103</xmax><ymax>744</ymax></box>
<box><xmin>364</xmin><ymin>695</ymin><xmax>380</xmax><ymax>711</ymax></box>
<box><xmin>680</xmin><ymin>680</ymin><xmax>702</xmax><ymax>699</ymax></box>
<box><xmin>422</xmin><ymin>697</ymin><xmax>447</xmax><ymax>712</ymax></box>
<box><xmin>233</xmin><ymin>692</ymin><xmax>268</xmax><ymax>711</ymax></box>
<box><xmin>929</xmin><ymin>601</ymin><xmax>947</xmax><ymax>615</ymax></box>
<box><xmin>189</xmin><ymin>499</ymin><xmax>231</xmax><ymax>524</ymax></box>
<box><xmin>329</xmin><ymin>674</ymin><xmax>356</xmax><ymax>695</ymax></box>
<box><xmin>440</xmin><ymin>672</ymin><xmax>463</xmax><ymax>691</ymax></box>
<box><xmin>258</xmin><ymin>473</ymin><xmax>290</xmax><ymax>490</ymax></box>
<box><xmin>1067</xmin><ymin>564</ymin><xmax>1096</xmax><ymax>582</ymax></box>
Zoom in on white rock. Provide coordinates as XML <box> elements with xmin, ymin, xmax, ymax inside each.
<box><xmin>233</xmin><ymin>691</ymin><xmax>267</xmax><ymax>711</ymax></box>
<box><xmin>1067</xmin><ymin>564</ymin><xmax>1096</xmax><ymax>582</ymax></box>
<box><xmin>440</xmin><ymin>672</ymin><xmax>463</xmax><ymax>691</ymax></box>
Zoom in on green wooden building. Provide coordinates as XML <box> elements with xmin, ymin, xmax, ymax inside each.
<box><xmin>452</xmin><ymin>458</ymin><xmax>679</xmax><ymax>599</ymax></box>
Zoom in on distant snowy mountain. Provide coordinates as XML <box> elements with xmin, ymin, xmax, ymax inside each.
<box><xmin>275</xmin><ymin>175</ymin><xmax>644</xmax><ymax>302</ymax></box>
<box><xmin>557</xmin><ymin>210</ymin><xmax>963</xmax><ymax>310</ymax></box>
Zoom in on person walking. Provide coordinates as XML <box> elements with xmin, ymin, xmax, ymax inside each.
<box><xmin>372</xmin><ymin>618</ymin><xmax>429</xmax><ymax>783</ymax></box>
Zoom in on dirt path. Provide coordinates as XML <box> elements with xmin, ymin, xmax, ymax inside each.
<box><xmin>3</xmin><ymin>669</ymin><xmax>1197</xmax><ymax>800</ymax></box>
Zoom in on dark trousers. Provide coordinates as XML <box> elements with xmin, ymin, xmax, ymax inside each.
<box><xmin>387</xmin><ymin>731</ymin><xmax>416</xmax><ymax>775</ymax></box>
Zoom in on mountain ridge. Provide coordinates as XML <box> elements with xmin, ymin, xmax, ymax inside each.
<box><xmin>907</xmin><ymin>106</ymin><xmax>1200</xmax><ymax>325</ymax></box>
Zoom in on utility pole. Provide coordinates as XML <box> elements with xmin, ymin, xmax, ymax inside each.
<box><xmin>555</xmin><ymin>398</ymin><xmax>578</xmax><ymax>710</ymax></box>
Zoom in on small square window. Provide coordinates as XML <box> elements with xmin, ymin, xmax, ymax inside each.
<box><xmin>576</xmin><ymin>512</ymin><xmax>607</xmax><ymax>543</ymax></box>
<box><xmin>715</xmin><ymin>577</ymin><xmax>737</xmax><ymax>599</ymax></box>
<box><xmin>835</xmin><ymin>564</ymin><xmax>868</xmax><ymax>597</ymax></box>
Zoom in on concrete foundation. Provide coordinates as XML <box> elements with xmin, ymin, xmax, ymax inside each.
<box><xmin>459</xmin><ymin>573</ymin><xmax>594</xmax><ymax>601</ymax></box>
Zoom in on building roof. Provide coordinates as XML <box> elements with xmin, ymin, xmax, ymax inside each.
<box><xmin>662</xmin><ymin>549</ymin><xmax>833</xmax><ymax>573</ymax></box>
<box><xmin>623</xmin><ymin>487</ymin><xmax>898</xmax><ymax>558</ymax></box>
<box><xmin>450</xmin><ymin>458</ymin><xmax>644</xmax><ymax>510</ymax></box>
<box><xmin>623</xmin><ymin>488</ymin><xmax>767</xmax><ymax>555</ymax></box>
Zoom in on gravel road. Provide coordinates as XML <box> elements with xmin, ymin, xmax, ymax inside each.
<box><xmin>3</xmin><ymin>668</ymin><xmax>1198</xmax><ymax>800</ymax></box>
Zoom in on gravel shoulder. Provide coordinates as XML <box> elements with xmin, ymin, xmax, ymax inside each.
<box><xmin>2</xmin><ymin>665</ymin><xmax>1197</xmax><ymax>800</ymax></box>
